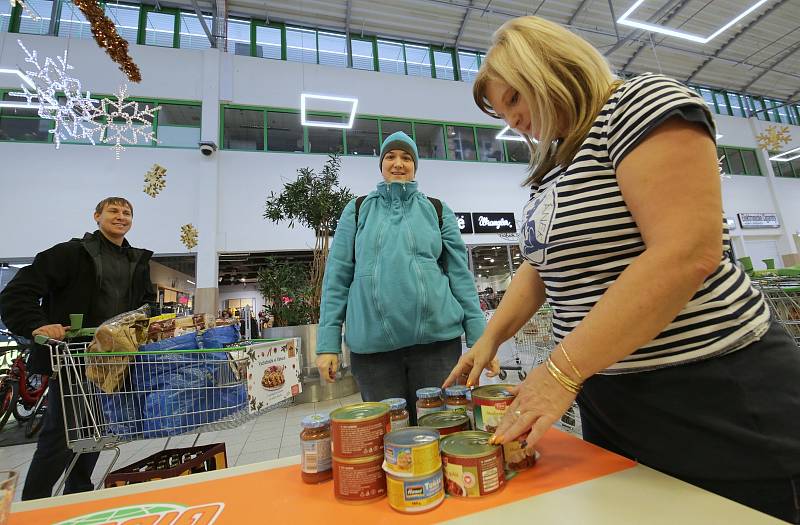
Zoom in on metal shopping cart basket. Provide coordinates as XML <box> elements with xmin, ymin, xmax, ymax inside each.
<box><xmin>40</xmin><ymin>336</ymin><xmax>296</xmax><ymax>494</ymax></box>
<box><xmin>752</xmin><ymin>277</ymin><xmax>800</xmax><ymax>347</ymax></box>
<box><xmin>500</xmin><ymin>304</ymin><xmax>582</xmax><ymax>436</ymax></box>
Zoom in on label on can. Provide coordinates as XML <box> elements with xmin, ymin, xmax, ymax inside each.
<box><xmin>472</xmin><ymin>385</ymin><xmax>515</xmax><ymax>433</ymax></box>
<box><xmin>503</xmin><ymin>435</ymin><xmax>538</xmax><ymax>472</ymax></box>
<box><xmin>440</xmin><ymin>430</ymin><xmax>506</xmax><ymax>498</ymax></box>
<box><xmin>333</xmin><ymin>456</ymin><xmax>386</xmax><ymax>502</ymax></box>
<box><xmin>301</xmin><ymin>438</ymin><xmax>332</xmax><ymax>473</ymax></box>
<box><xmin>384</xmin><ymin>428</ymin><xmax>441</xmax><ymax>477</ymax></box>
<box><xmin>387</xmin><ymin>470</ymin><xmax>444</xmax><ymax>513</ymax></box>
<box><xmin>331</xmin><ymin>403</ymin><xmax>390</xmax><ymax>458</ymax></box>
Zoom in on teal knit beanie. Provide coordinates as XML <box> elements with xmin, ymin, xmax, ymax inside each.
<box><xmin>379</xmin><ymin>131</ymin><xmax>419</xmax><ymax>171</ymax></box>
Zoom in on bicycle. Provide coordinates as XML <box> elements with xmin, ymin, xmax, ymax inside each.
<box><xmin>0</xmin><ymin>330</ymin><xmax>49</xmax><ymax>435</ymax></box>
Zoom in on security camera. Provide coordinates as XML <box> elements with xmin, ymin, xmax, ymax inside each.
<box><xmin>199</xmin><ymin>141</ymin><xmax>218</xmax><ymax>156</ymax></box>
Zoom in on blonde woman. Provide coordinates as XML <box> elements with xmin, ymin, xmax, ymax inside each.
<box><xmin>444</xmin><ymin>16</ymin><xmax>800</xmax><ymax>522</ymax></box>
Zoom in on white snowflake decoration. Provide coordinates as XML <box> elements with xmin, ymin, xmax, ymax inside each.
<box><xmin>144</xmin><ymin>164</ymin><xmax>167</xmax><ymax>197</ymax></box>
<box><xmin>718</xmin><ymin>155</ymin><xmax>731</xmax><ymax>181</ymax></box>
<box><xmin>95</xmin><ymin>85</ymin><xmax>161</xmax><ymax>159</ymax></box>
<box><xmin>8</xmin><ymin>40</ymin><xmax>102</xmax><ymax>148</ymax></box>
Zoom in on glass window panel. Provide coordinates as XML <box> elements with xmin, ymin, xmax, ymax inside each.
<box><xmin>286</xmin><ymin>27</ymin><xmax>317</xmax><ymax>64</ymax></box>
<box><xmin>255</xmin><ymin>25</ymin><xmax>282</xmax><ymax>59</ymax></box>
<box><xmin>156</xmin><ymin>104</ymin><xmax>201</xmax><ymax>147</ymax></box>
<box><xmin>713</xmin><ymin>91</ymin><xmax>730</xmax><ymax>116</ymax></box>
<box><xmin>717</xmin><ymin>146</ymin><xmax>729</xmax><ymax>174</ymax></box>
<box><xmin>471</xmin><ymin>245</ymin><xmax>512</xmax><ymax>304</ymax></box>
<box><xmin>223</xmin><ymin>108</ymin><xmax>264</xmax><ymax>150</ymax></box>
<box><xmin>179</xmin><ymin>12</ymin><xmax>213</xmax><ymax>50</ymax></box>
<box><xmin>1</xmin><ymin>93</ymin><xmax>39</xmax><ymax>118</ymax></box>
<box><xmin>475</xmin><ymin>128</ymin><xmax>504</xmax><ymax>162</ymax></box>
<box><xmin>458</xmin><ymin>52</ymin><xmax>479</xmax><ymax>82</ymax></box>
<box><xmin>740</xmin><ymin>149</ymin><xmax>760</xmax><ymax>175</ymax></box>
<box><xmin>0</xmin><ymin>1</ymin><xmax>12</xmax><ymax>32</ymax></box>
<box><xmin>57</xmin><ymin>0</ymin><xmax>91</xmax><ymax>38</ymax></box>
<box><xmin>380</xmin><ymin>120</ymin><xmax>412</xmax><ymax>141</ymax></box>
<box><xmin>445</xmin><ymin>125</ymin><xmax>476</xmax><ymax>160</ymax></box>
<box><xmin>104</xmin><ymin>4</ymin><xmax>139</xmax><ymax>44</ymax></box>
<box><xmin>227</xmin><ymin>18</ymin><xmax>250</xmax><ymax>55</ymax></box>
<box><xmin>698</xmin><ymin>88</ymin><xmax>716</xmax><ymax>110</ymax></box>
<box><xmin>727</xmin><ymin>93</ymin><xmax>747</xmax><ymax>118</ymax></box>
<box><xmin>307</xmin><ymin>115</ymin><xmax>344</xmax><ymax>154</ymax></box>
<box><xmin>145</xmin><ymin>11</ymin><xmax>176</xmax><ymax>48</ymax></box>
<box><xmin>750</xmin><ymin>97</ymin><xmax>769</xmax><ymax>121</ymax></box>
<box><xmin>786</xmin><ymin>105</ymin><xmax>799</xmax><ymax>125</ymax></box>
<box><xmin>318</xmin><ymin>31</ymin><xmax>347</xmax><ymax>68</ymax></box>
<box><xmin>724</xmin><ymin>148</ymin><xmax>745</xmax><ymax>175</ymax></box>
<box><xmin>414</xmin><ymin>123</ymin><xmax>445</xmax><ymax>159</ymax></box>
<box><xmin>771</xmin><ymin>161</ymin><xmax>788</xmax><ymax>178</ymax></box>
<box><xmin>351</xmin><ymin>39</ymin><xmax>375</xmax><ymax>71</ymax></box>
<box><xmin>404</xmin><ymin>44</ymin><xmax>432</xmax><ymax>77</ymax></box>
<box><xmin>790</xmin><ymin>159</ymin><xmax>800</xmax><ymax>178</ymax></box>
<box><xmin>433</xmin><ymin>50</ymin><xmax>455</xmax><ymax>80</ymax></box>
<box><xmin>346</xmin><ymin>118</ymin><xmax>379</xmax><ymax>156</ymax></box>
<box><xmin>0</xmin><ymin>117</ymin><xmax>51</xmax><ymax>142</ymax></box>
<box><xmin>18</xmin><ymin>0</ymin><xmax>52</xmax><ymax>35</ymax></box>
<box><xmin>266</xmin><ymin>111</ymin><xmax>302</xmax><ymax>152</ymax></box>
<box><xmin>377</xmin><ymin>40</ymin><xmax>405</xmax><ymax>75</ymax></box>
<box><xmin>775</xmin><ymin>103</ymin><xmax>791</xmax><ymax>124</ymax></box>
<box><xmin>506</xmin><ymin>140</ymin><xmax>531</xmax><ymax>163</ymax></box>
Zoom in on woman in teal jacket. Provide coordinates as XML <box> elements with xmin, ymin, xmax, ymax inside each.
<box><xmin>316</xmin><ymin>131</ymin><xmax>487</xmax><ymax>423</ymax></box>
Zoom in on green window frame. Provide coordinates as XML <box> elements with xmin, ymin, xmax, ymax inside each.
<box><xmin>252</xmin><ymin>20</ymin><xmax>286</xmax><ymax>60</ymax></box>
<box><xmin>0</xmin><ymin>88</ymin><xmax>55</xmax><ymax>143</ymax></box>
<box><xmin>350</xmin><ymin>35</ymin><xmax>378</xmax><ymax>71</ymax></box>
<box><xmin>138</xmin><ymin>6</ymin><xmax>179</xmax><ymax>48</ymax></box>
<box><xmin>720</xmin><ymin>146</ymin><xmax>762</xmax><ymax>176</ymax></box>
<box><xmin>431</xmin><ymin>48</ymin><xmax>456</xmax><ymax>81</ymax></box>
<box><xmin>151</xmin><ymin>99</ymin><xmax>202</xmax><ymax>148</ymax></box>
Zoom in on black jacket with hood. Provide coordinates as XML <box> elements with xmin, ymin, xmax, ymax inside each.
<box><xmin>0</xmin><ymin>231</ymin><xmax>155</xmax><ymax>373</ymax></box>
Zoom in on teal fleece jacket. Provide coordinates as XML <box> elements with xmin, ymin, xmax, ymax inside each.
<box><xmin>317</xmin><ymin>181</ymin><xmax>486</xmax><ymax>355</ymax></box>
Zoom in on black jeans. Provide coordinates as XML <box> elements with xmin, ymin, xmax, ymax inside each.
<box><xmin>578</xmin><ymin>322</ymin><xmax>800</xmax><ymax>523</ymax></box>
<box><xmin>22</xmin><ymin>379</ymin><xmax>99</xmax><ymax>500</ymax></box>
<box><xmin>349</xmin><ymin>337</ymin><xmax>461</xmax><ymax>425</ymax></box>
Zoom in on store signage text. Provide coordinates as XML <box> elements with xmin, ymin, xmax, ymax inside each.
<box><xmin>455</xmin><ymin>212</ymin><xmax>473</xmax><ymax>234</ymax></box>
<box><xmin>738</xmin><ymin>213</ymin><xmax>780</xmax><ymax>229</ymax></box>
<box><xmin>473</xmin><ymin>213</ymin><xmax>517</xmax><ymax>234</ymax></box>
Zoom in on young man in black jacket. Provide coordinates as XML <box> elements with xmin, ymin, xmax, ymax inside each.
<box><xmin>0</xmin><ymin>197</ymin><xmax>155</xmax><ymax>500</ymax></box>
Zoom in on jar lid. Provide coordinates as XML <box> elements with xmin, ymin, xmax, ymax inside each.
<box><xmin>380</xmin><ymin>397</ymin><xmax>407</xmax><ymax>410</ymax></box>
<box><xmin>416</xmin><ymin>387</ymin><xmax>442</xmax><ymax>399</ymax></box>
<box><xmin>301</xmin><ymin>414</ymin><xmax>330</xmax><ymax>429</ymax></box>
<box><xmin>444</xmin><ymin>385</ymin><xmax>469</xmax><ymax>397</ymax></box>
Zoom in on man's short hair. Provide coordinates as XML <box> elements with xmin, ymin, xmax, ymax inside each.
<box><xmin>95</xmin><ymin>197</ymin><xmax>133</xmax><ymax>216</ymax></box>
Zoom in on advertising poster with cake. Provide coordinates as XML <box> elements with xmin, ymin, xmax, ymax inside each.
<box><xmin>245</xmin><ymin>338</ymin><xmax>302</xmax><ymax>413</ymax></box>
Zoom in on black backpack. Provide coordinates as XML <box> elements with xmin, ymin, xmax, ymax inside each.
<box><xmin>353</xmin><ymin>195</ymin><xmax>446</xmax><ymax>270</ymax></box>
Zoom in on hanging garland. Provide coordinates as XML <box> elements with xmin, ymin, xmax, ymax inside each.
<box><xmin>72</xmin><ymin>0</ymin><xmax>142</xmax><ymax>83</ymax></box>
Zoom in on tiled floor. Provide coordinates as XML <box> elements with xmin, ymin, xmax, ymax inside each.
<box><xmin>1</xmin><ymin>392</ymin><xmax>364</xmax><ymax>503</ymax></box>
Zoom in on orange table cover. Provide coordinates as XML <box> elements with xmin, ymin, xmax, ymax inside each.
<box><xmin>11</xmin><ymin>429</ymin><xmax>635</xmax><ymax>525</ymax></box>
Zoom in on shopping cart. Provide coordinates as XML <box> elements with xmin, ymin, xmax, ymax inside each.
<box><xmin>499</xmin><ymin>304</ymin><xmax>582</xmax><ymax>436</ymax></box>
<box><xmin>38</xmin><ymin>336</ymin><xmax>294</xmax><ymax>494</ymax></box>
<box><xmin>752</xmin><ymin>277</ymin><xmax>800</xmax><ymax>347</ymax></box>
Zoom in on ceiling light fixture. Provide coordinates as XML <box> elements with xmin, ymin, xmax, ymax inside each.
<box><xmin>300</xmin><ymin>93</ymin><xmax>358</xmax><ymax>129</ymax></box>
<box><xmin>496</xmin><ymin>125</ymin><xmax>537</xmax><ymax>142</ymax></box>
<box><xmin>617</xmin><ymin>0</ymin><xmax>769</xmax><ymax>44</ymax></box>
<box><xmin>769</xmin><ymin>146</ymin><xmax>800</xmax><ymax>162</ymax></box>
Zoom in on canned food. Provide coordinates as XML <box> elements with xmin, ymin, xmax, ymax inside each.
<box><xmin>440</xmin><ymin>431</ymin><xmax>505</xmax><ymax>498</ymax></box>
<box><xmin>383</xmin><ymin>427</ymin><xmax>441</xmax><ymax>477</ymax></box>
<box><xmin>470</xmin><ymin>385</ymin><xmax>537</xmax><ymax>471</ymax></box>
<box><xmin>332</xmin><ymin>455</ymin><xmax>386</xmax><ymax>503</ymax></box>
<box><xmin>386</xmin><ymin>469</ymin><xmax>444</xmax><ymax>513</ymax></box>
<box><xmin>331</xmin><ymin>402</ymin><xmax>391</xmax><ymax>458</ymax></box>
<box><xmin>471</xmin><ymin>384</ymin><xmax>515</xmax><ymax>434</ymax></box>
<box><xmin>418</xmin><ymin>410</ymin><xmax>470</xmax><ymax>436</ymax></box>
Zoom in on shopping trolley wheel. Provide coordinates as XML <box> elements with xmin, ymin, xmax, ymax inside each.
<box><xmin>498</xmin><ymin>370</ymin><xmax>508</xmax><ymax>381</ymax></box>
<box><xmin>518</xmin><ymin>371</ymin><xmax>527</xmax><ymax>381</ymax></box>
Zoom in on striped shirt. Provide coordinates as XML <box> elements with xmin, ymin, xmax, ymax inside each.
<box><xmin>520</xmin><ymin>73</ymin><xmax>770</xmax><ymax>374</ymax></box>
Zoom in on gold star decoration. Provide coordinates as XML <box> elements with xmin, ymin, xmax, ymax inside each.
<box><xmin>180</xmin><ymin>224</ymin><xmax>199</xmax><ymax>251</ymax></box>
<box><xmin>143</xmin><ymin>164</ymin><xmax>167</xmax><ymax>197</ymax></box>
<box><xmin>72</xmin><ymin>0</ymin><xmax>142</xmax><ymax>83</ymax></box>
<box><xmin>756</xmin><ymin>125</ymin><xmax>792</xmax><ymax>152</ymax></box>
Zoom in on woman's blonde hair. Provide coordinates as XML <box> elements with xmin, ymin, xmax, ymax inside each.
<box><xmin>474</xmin><ymin>16</ymin><xmax>623</xmax><ymax>186</ymax></box>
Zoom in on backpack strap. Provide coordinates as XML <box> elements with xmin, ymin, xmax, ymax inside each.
<box><xmin>427</xmin><ymin>197</ymin><xmax>443</xmax><ymax>229</ymax></box>
<box><xmin>353</xmin><ymin>196</ymin><xmax>367</xmax><ymax>262</ymax></box>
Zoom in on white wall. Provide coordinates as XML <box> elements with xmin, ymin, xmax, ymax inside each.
<box><xmin>1</xmin><ymin>32</ymin><xmax>799</xmax><ymax>279</ymax></box>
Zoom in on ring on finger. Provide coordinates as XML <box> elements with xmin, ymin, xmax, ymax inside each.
<box><xmin>514</xmin><ymin>409</ymin><xmax>522</xmax><ymax>418</ymax></box>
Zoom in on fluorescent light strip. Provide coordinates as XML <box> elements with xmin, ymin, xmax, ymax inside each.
<box><xmin>300</xmin><ymin>93</ymin><xmax>358</xmax><ymax>129</ymax></box>
<box><xmin>617</xmin><ymin>0</ymin><xmax>769</xmax><ymax>44</ymax></box>
<box><xmin>769</xmin><ymin>146</ymin><xmax>800</xmax><ymax>162</ymax></box>
<box><xmin>0</xmin><ymin>67</ymin><xmax>35</xmax><ymax>89</ymax></box>
<box><xmin>495</xmin><ymin>125</ymin><xmax>537</xmax><ymax>143</ymax></box>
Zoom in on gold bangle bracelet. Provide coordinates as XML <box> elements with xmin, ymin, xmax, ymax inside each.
<box><xmin>560</xmin><ymin>343</ymin><xmax>584</xmax><ymax>383</ymax></box>
<box><xmin>546</xmin><ymin>358</ymin><xmax>581</xmax><ymax>394</ymax></box>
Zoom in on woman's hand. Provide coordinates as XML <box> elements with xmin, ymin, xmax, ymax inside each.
<box><xmin>316</xmin><ymin>354</ymin><xmax>340</xmax><ymax>384</ymax></box>
<box><xmin>491</xmin><ymin>364</ymin><xmax>577</xmax><ymax>454</ymax></box>
<box><xmin>442</xmin><ymin>336</ymin><xmax>499</xmax><ymax>388</ymax></box>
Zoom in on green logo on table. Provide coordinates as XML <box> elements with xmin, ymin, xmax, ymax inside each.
<box><xmin>55</xmin><ymin>502</ymin><xmax>224</xmax><ymax>525</ymax></box>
